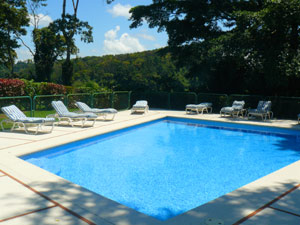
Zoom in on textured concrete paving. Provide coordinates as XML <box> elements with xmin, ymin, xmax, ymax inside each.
<box><xmin>0</xmin><ymin>109</ymin><xmax>300</xmax><ymax>225</ymax></box>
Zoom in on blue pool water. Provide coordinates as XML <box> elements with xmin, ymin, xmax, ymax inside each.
<box><xmin>22</xmin><ymin>117</ymin><xmax>300</xmax><ymax>221</ymax></box>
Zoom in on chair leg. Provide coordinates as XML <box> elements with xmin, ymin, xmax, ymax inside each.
<box><xmin>23</xmin><ymin>123</ymin><xmax>29</xmax><ymax>134</ymax></box>
<box><xmin>68</xmin><ymin>118</ymin><xmax>74</xmax><ymax>127</ymax></box>
<box><xmin>81</xmin><ymin>118</ymin><xmax>86</xmax><ymax>127</ymax></box>
<box><xmin>49</xmin><ymin>123</ymin><xmax>54</xmax><ymax>133</ymax></box>
<box><xmin>91</xmin><ymin>119</ymin><xmax>96</xmax><ymax>127</ymax></box>
<box><xmin>10</xmin><ymin>122</ymin><xmax>16</xmax><ymax>132</ymax></box>
<box><xmin>34</xmin><ymin>124</ymin><xmax>41</xmax><ymax>135</ymax></box>
<box><xmin>1</xmin><ymin>120</ymin><xmax>7</xmax><ymax>131</ymax></box>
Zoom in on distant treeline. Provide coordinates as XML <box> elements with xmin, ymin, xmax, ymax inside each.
<box><xmin>1</xmin><ymin>48</ymin><xmax>300</xmax><ymax>96</ymax></box>
<box><xmin>0</xmin><ymin>49</ymin><xmax>189</xmax><ymax>93</ymax></box>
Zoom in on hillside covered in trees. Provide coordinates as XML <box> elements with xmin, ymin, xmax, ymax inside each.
<box><xmin>2</xmin><ymin>46</ymin><xmax>300</xmax><ymax>96</ymax></box>
<box><xmin>0</xmin><ymin>49</ymin><xmax>189</xmax><ymax>92</ymax></box>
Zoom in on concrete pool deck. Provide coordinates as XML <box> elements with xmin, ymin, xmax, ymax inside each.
<box><xmin>0</xmin><ymin>109</ymin><xmax>300</xmax><ymax>225</ymax></box>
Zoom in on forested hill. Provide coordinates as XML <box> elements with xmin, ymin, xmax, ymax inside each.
<box><xmin>2</xmin><ymin>46</ymin><xmax>300</xmax><ymax>96</ymax></box>
<box><xmin>6</xmin><ymin>49</ymin><xmax>189</xmax><ymax>92</ymax></box>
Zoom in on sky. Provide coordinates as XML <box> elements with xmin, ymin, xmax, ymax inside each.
<box><xmin>16</xmin><ymin>0</ymin><xmax>168</xmax><ymax>61</ymax></box>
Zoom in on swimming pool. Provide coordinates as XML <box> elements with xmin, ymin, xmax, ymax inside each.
<box><xmin>22</xmin><ymin>117</ymin><xmax>300</xmax><ymax>221</ymax></box>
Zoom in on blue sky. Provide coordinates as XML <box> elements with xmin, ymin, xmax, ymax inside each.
<box><xmin>16</xmin><ymin>0</ymin><xmax>168</xmax><ymax>61</ymax></box>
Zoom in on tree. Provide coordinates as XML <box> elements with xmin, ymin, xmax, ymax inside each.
<box><xmin>20</xmin><ymin>0</ymin><xmax>65</xmax><ymax>82</ymax></box>
<box><xmin>0</xmin><ymin>0</ymin><xmax>29</xmax><ymax>76</ymax></box>
<box><xmin>33</xmin><ymin>26</ymin><xmax>65</xmax><ymax>81</ymax></box>
<box><xmin>52</xmin><ymin>0</ymin><xmax>93</xmax><ymax>85</ymax></box>
<box><xmin>128</xmin><ymin>0</ymin><xmax>300</xmax><ymax>95</ymax></box>
<box><xmin>231</xmin><ymin>0</ymin><xmax>300</xmax><ymax>95</ymax></box>
<box><xmin>129</xmin><ymin>0</ymin><xmax>235</xmax><ymax>47</ymax></box>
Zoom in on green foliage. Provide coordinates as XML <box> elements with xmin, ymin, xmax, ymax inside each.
<box><xmin>0</xmin><ymin>0</ymin><xmax>29</xmax><ymax>74</ymax></box>
<box><xmin>21</xmin><ymin>79</ymin><xmax>37</xmax><ymax>96</ymax></box>
<box><xmin>51</xmin><ymin>0</ymin><xmax>94</xmax><ymax>85</ymax></box>
<box><xmin>71</xmin><ymin>50</ymin><xmax>189</xmax><ymax>92</ymax></box>
<box><xmin>33</xmin><ymin>26</ymin><xmax>66</xmax><ymax>82</ymax></box>
<box><xmin>10</xmin><ymin>49</ymin><xmax>189</xmax><ymax>92</ymax></box>
<box><xmin>20</xmin><ymin>79</ymin><xmax>66</xmax><ymax>96</ymax></box>
<box><xmin>73</xmin><ymin>80</ymin><xmax>109</xmax><ymax>93</ymax></box>
<box><xmin>129</xmin><ymin>0</ymin><xmax>300</xmax><ymax>96</ymax></box>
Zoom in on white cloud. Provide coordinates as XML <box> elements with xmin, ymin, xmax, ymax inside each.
<box><xmin>103</xmin><ymin>26</ymin><xmax>145</xmax><ymax>55</ymax></box>
<box><xmin>29</xmin><ymin>14</ymin><xmax>53</xmax><ymax>27</ymax></box>
<box><xmin>105</xmin><ymin>25</ymin><xmax>120</xmax><ymax>40</ymax></box>
<box><xmin>108</xmin><ymin>3</ymin><xmax>132</xmax><ymax>19</ymax></box>
<box><xmin>137</xmin><ymin>33</ymin><xmax>156</xmax><ymax>41</ymax></box>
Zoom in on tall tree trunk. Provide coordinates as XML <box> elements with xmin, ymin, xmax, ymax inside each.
<box><xmin>60</xmin><ymin>0</ymin><xmax>79</xmax><ymax>85</ymax></box>
<box><xmin>62</xmin><ymin>44</ymin><xmax>73</xmax><ymax>85</ymax></box>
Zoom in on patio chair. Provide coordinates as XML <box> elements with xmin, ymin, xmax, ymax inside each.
<box><xmin>185</xmin><ymin>102</ymin><xmax>213</xmax><ymax>114</ymax></box>
<box><xmin>50</xmin><ymin>101</ymin><xmax>97</xmax><ymax>127</ymax></box>
<box><xmin>75</xmin><ymin>101</ymin><xmax>117</xmax><ymax>120</ymax></box>
<box><xmin>220</xmin><ymin>100</ymin><xmax>245</xmax><ymax>117</ymax></box>
<box><xmin>131</xmin><ymin>100</ymin><xmax>149</xmax><ymax>114</ymax></box>
<box><xmin>1</xmin><ymin>105</ymin><xmax>55</xmax><ymax>134</ymax></box>
<box><xmin>248</xmin><ymin>101</ymin><xmax>273</xmax><ymax>121</ymax></box>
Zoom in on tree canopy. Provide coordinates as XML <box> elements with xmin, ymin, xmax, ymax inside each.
<box><xmin>0</xmin><ymin>0</ymin><xmax>29</xmax><ymax>75</ymax></box>
<box><xmin>129</xmin><ymin>0</ymin><xmax>300</xmax><ymax>95</ymax></box>
<box><xmin>52</xmin><ymin>0</ymin><xmax>93</xmax><ymax>85</ymax></box>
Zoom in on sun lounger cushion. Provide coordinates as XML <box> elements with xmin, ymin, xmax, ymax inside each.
<box><xmin>2</xmin><ymin>105</ymin><xmax>55</xmax><ymax>123</ymax></box>
<box><xmin>133</xmin><ymin>100</ymin><xmax>148</xmax><ymax>107</ymax></box>
<box><xmin>76</xmin><ymin>102</ymin><xmax>117</xmax><ymax>114</ymax></box>
<box><xmin>51</xmin><ymin>101</ymin><xmax>97</xmax><ymax>118</ymax></box>
<box><xmin>186</xmin><ymin>102</ymin><xmax>212</xmax><ymax>109</ymax></box>
<box><xmin>220</xmin><ymin>100</ymin><xmax>245</xmax><ymax>117</ymax></box>
<box><xmin>221</xmin><ymin>101</ymin><xmax>244</xmax><ymax>113</ymax></box>
<box><xmin>131</xmin><ymin>100</ymin><xmax>149</xmax><ymax>113</ymax></box>
<box><xmin>248</xmin><ymin>101</ymin><xmax>273</xmax><ymax>120</ymax></box>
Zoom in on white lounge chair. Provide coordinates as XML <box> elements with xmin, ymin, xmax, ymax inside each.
<box><xmin>50</xmin><ymin>101</ymin><xmax>97</xmax><ymax>127</ymax></box>
<box><xmin>248</xmin><ymin>101</ymin><xmax>273</xmax><ymax>121</ymax></box>
<box><xmin>220</xmin><ymin>100</ymin><xmax>245</xmax><ymax>117</ymax></box>
<box><xmin>1</xmin><ymin>105</ymin><xmax>55</xmax><ymax>134</ymax></box>
<box><xmin>75</xmin><ymin>102</ymin><xmax>117</xmax><ymax>120</ymax></box>
<box><xmin>185</xmin><ymin>102</ymin><xmax>212</xmax><ymax>114</ymax></box>
<box><xmin>131</xmin><ymin>100</ymin><xmax>149</xmax><ymax>114</ymax></box>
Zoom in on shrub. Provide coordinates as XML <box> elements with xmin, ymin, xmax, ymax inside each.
<box><xmin>21</xmin><ymin>79</ymin><xmax>39</xmax><ymax>97</ymax></box>
<box><xmin>0</xmin><ymin>79</ymin><xmax>26</xmax><ymax>97</ymax></box>
<box><xmin>37</xmin><ymin>82</ymin><xmax>66</xmax><ymax>95</ymax></box>
<box><xmin>64</xmin><ymin>85</ymin><xmax>74</xmax><ymax>94</ymax></box>
<box><xmin>73</xmin><ymin>80</ymin><xmax>110</xmax><ymax>93</ymax></box>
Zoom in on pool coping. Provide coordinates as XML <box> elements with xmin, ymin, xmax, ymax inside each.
<box><xmin>1</xmin><ymin>110</ymin><xmax>300</xmax><ymax>224</ymax></box>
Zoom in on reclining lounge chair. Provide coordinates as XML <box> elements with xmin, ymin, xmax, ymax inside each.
<box><xmin>75</xmin><ymin>102</ymin><xmax>117</xmax><ymax>120</ymax></box>
<box><xmin>220</xmin><ymin>100</ymin><xmax>245</xmax><ymax>117</ymax></box>
<box><xmin>131</xmin><ymin>100</ymin><xmax>149</xmax><ymax>114</ymax></box>
<box><xmin>50</xmin><ymin>101</ymin><xmax>97</xmax><ymax>127</ymax></box>
<box><xmin>1</xmin><ymin>105</ymin><xmax>55</xmax><ymax>134</ymax></box>
<box><xmin>248</xmin><ymin>101</ymin><xmax>273</xmax><ymax>121</ymax></box>
<box><xmin>185</xmin><ymin>102</ymin><xmax>213</xmax><ymax>114</ymax></box>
